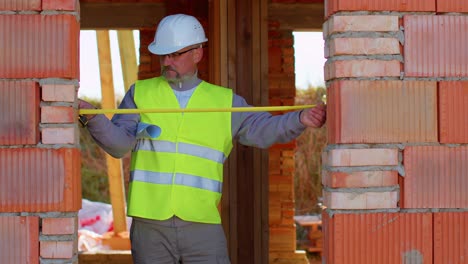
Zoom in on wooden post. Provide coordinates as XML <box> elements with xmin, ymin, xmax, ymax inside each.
<box><xmin>117</xmin><ymin>30</ymin><xmax>138</xmax><ymax>92</ymax></box>
<box><xmin>96</xmin><ymin>30</ymin><xmax>128</xmax><ymax>236</ymax></box>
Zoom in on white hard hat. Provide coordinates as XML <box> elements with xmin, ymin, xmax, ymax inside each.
<box><xmin>148</xmin><ymin>14</ymin><xmax>208</xmax><ymax>55</ymax></box>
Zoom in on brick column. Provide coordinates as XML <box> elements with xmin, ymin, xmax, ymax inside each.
<box><xmin>323</xmin><ymin>1</ymin><xmax>468</xmax><ymax>263</ymax></box>
<box><xmin>0</xmin><ymin>1</ymin><xmax>81</xmax><ymax>263</ymax></box>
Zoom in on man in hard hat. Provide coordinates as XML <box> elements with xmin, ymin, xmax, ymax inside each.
<box><xmin>79</xmin><ymin>13</ymin><xmax>326</xmax><ymax>264</ymax></box>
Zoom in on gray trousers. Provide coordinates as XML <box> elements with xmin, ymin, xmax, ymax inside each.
<box><xmin>130</xmin><ymin>217</ymin><xmax>231</xmax><ymax>264</ymax></box>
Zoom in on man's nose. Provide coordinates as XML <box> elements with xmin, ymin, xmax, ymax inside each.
<box><xmin>160</xmin><ymin>55</ymin><xmax>172</xmax><ymax>66</ymax></box>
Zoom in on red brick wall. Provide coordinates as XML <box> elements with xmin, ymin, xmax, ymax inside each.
<box><xmin>268</xmin><ymin>17</ymin><xmax>309</xmax><ymax>262</ymax></box>
<box><xmin>323</xmin><ymin>1</ymin><xmax>468</xmax><ymax>263</ymax></box>
<box><xmin>0</xmin><ymin>1</ymin><xmax>80</xmax><ymax>263</ymax></box>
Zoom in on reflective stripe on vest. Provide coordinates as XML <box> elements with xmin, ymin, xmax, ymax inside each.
<box><xmin>136</xmin><ymin>139</ymin><xmax>227</xmax><ymax>164</ymax></box>
<box><xmin>130</xmin><ymin>171</ymin><xmax>223</xmax><ymax>193</ymax></box>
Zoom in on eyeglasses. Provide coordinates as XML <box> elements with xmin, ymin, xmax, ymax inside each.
<box><xmin>159</xmin><ymin>46</ymin><xmax>200</xmax><ymax>59</ymax></box>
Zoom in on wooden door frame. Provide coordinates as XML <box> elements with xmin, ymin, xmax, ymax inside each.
<box><xmin>209</xmin><ymin>0</ymin><xmax>269</xmax><ymax>263</ymax></box>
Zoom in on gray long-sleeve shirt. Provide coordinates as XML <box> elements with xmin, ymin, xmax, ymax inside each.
<box><xmin>85</xmin><ymin>78</ymin><xmax>306</xmax><ymax>158</ymax></box>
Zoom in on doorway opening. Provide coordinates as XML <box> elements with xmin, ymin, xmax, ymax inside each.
<box><xmin>77</xmin><ymin>29</ymin><xmax>140</xmax><ymax>253</ymax></box>
<box><xmin>293</xmin><ymin>31</ymin><xmax>327</xmax><ymax>264</ymax></box>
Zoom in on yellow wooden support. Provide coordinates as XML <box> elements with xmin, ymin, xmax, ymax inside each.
<box><xmin>117</xmin><ymin>30</ymin><xmax>138</xmax><ymax>92</ymax></box>
<box><xmin>96</xmin><ymin>30</ymin><xmax>128</xmax><ymax>235</ymax></box>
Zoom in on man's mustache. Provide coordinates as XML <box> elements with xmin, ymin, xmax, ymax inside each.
<box><xmin>162</xmin><ymin>66</ymin><xmax>177</xmax><ymax>73</ymax></box>
<box><xmin>162</xmin><ymin>67</ymin><xmax>181</xmax><ymax>82</ymax></box>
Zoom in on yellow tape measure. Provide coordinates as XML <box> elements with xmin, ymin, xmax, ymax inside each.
<box><xmin>79</xmin><ymin>104</ymin><xmax>316</xmax><ymax>115</ymax></box>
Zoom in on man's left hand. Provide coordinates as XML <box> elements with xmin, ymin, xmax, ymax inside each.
<box><xmin>300</xmin><ymin>104</ymin><xmax>326</xmax><ymax>128</ymax></box>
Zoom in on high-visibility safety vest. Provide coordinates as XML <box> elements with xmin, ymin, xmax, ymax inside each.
<box><xmin>128</xmin><ymin>77</ymin><xmax>233</xmax><ymax>224</ymax></box>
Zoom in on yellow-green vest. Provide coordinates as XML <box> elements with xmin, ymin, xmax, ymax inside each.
<box><xmin>128</xmin><ymin>77</ymin><xmax>233</xmax><ymax>224</ymax></box>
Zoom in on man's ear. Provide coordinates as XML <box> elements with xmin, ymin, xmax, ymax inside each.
<box><xmin>193</xmin><ymin>47</ymin><xmax>203</xmax><ymax>63</ymax></box>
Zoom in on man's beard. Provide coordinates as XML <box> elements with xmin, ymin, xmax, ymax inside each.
<box><xmin>162</xmin><ymin>67</ymin><xmax>191</xmax><ymax>84</ymax></box>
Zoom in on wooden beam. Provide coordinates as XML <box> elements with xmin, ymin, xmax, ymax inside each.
<box><xmin>228</xmin><ymin>0</ymin><xmax>269</xmax><ymax>263</ymax></box>
<box><xmin>208</xmin><ymin>0</ymin><xmax>228</xmax><ymax>87</ymax></box>
<box><xmin>81</xmin><ymin>2</ymin><xmax>166</xmax><ymax>29</ymax></box>
<box><xmin>96</xmin><ymin>30</ymin><xmax>127</xmax><ymax>235</ymax></box>
<box><xmin>268</xmin><ymin>3</ymin><xmax>325</xmax><ymax>31</ymax></box>
<box><xmin>117</xmin><ymin>30</ymin><xmax>138</xmax><ymax>92</ymax></box>
<box><xmin>252</xmin><ymin>1</ymin><xmax>269</xmax><ymax>263</ymax></box>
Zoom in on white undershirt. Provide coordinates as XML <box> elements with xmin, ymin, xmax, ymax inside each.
<box><xmin>173</xmin><ymin>87</ymin><xmax>196</xmax><ymax>109</ymax></box>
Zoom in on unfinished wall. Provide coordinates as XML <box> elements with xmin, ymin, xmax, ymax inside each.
<box><xmin>322</xmin><ymin>0</ymin><xmax>468</xmax><ymax>263</ymax></box>
<box><xmin>0</xmin><ymin>0</ymin><xmax>81</xmax><ymax>263</ymax></box>
<box><xmin>268</xmin><ymin>11</ymin><xmax>309</xmax><ymax>264</ymax></box>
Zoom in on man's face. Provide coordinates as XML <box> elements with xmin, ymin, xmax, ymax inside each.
<box><xmin>159</xmin><ymin>46</ymin><xmax>201</xmax><ymax>83</ymax></box>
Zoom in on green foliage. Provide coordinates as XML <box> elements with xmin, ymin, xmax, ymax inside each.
<box><xmin>294</xmin><ymin>86</ymin><xmax>327</xmax><ymax>215</ymax></box>
<box><xmin>81</xmin><ymin>164</ymin><xmax>109</xmax><ymax>203</ymax></box>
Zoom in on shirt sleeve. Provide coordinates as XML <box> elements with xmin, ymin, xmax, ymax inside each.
<box><xmin>85</xmin><ymin>84</ymin><xmax>139</xmax><ymax>158</ymax></box>
<box><xmin>231</xmin><ymin>93</ymin><xmax>307</xmax><ymax>149</ymax></box>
